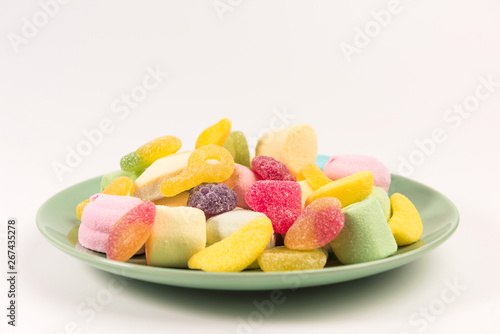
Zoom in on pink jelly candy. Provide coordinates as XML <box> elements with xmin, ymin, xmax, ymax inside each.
<box><xmin>284</xmin><ymin>197</ymin><xmax>344</xmax><ymax>250</ymax></box>
<box><xmin>251</xmin><ymin>156</ymin><xmax>296</xmax><ymax>181</ymax></box>
<box><xmin>245</xmin><ymin>180</ymin><xmax>302</xmax><ymax>234</ymax></box>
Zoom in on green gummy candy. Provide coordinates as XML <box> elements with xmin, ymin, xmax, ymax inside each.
<box><xmin>100</xmin><ymin>169</ymin><xmax>143</xmax><ymax>192</ymax></box>
<box><xmin>120</xmin><ymin>152</ymin><xmax>146</xmax><ymax>172</ymax></box>
<box><xmin>330</xmin><ymin>197</ymin><xmax>397</xmax><ymax>265</ymax></box>
<box><xmin>366</xmin><ymin>187</ymin><xmax>391</xmax><ymax>221</ymax></box>
<box><xmin>223</xmin><ymin>131</ymin><xmax>251</xmax><ymax>167</ymax></box>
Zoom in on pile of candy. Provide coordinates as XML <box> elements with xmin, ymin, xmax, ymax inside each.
<box><xmin>76</xmin><ymin>119</ymin><xmax>423</xmax><ymax>272</ymax></box>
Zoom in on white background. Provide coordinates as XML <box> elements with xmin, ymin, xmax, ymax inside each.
<box><xmin>1</xmin><ymin>0</ymin><xmax>500</xmax><ymax>333</ymax></box>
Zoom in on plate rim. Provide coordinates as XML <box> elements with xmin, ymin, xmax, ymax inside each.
<box><xmin>36</xmin><ymin>173</ymin><xmax>460</xmax><ymax>289</ymax></box>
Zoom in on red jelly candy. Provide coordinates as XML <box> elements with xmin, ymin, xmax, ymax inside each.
<box><xmin>245</xmin><ymin>180</ymin><xmax>302</xmax><ymax>233</ymax></box>
<box><xmin>284</xmin><ymin>197</ymin><xmax>344</xmax><ymax>250</ymax></box>
<box><xmin>251</xmin><ymin>156</ymin><xmax>296</xmax><ymax>181</ymax></box>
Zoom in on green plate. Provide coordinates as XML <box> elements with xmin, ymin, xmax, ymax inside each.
<box><xmin>36</xmin><ymin>174</ymin><xmax>459</xmax><ymax>290</ymax></box>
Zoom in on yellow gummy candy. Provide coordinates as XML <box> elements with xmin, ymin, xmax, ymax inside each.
<box><xmin>297</xmin><ymin>163</ymin><xmax>332</xmax><ymax>190</ymax></box>
<box><xmin>76</xmin><ymin>199</ymin><xmax>90</xmax><ymax>220</ymax></box>
<box><xmin>188</xmin><ymin>216</ymin><xmax>273</xmax><ymax>272</ymax></box>
<box><xmin>102</xmin><ymin>176</ymin><xmax>133</xmax><ymax>196</ymax></box>
<box><xmin>258</xmin><ymin>247</ymin><xmax>327</xmax><ymax>272</ymax></box>
<box><xmin>195</xmin><ymin>118</ymin><xmax>231</xmax><ymax>149</ymax></box>
<box><xmin>121</xmin><ymin>136</ymin><xmax>182</xmax><ymax>172</ymax></box>
<box><xmin>137</xmin><ymin>136</ymin><xmax>182</xmax><ymax>165</ymax></box>
<box><xmin>388</xmin><ymin>193</ymin><xmax>423</xmax><ymax>246</ymax></box>
<box><xmin>160</xmin><ymin>145</ymin><xmax>234</xmax><ymax>197</ymax></box>
<box><xmin>305</xmin><ymin>171</ymin><xmax>374</xmax><ymax>208</ymax></box>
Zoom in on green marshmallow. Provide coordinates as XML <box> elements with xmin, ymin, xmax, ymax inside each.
<box><xmin>100</xmin><ymin>170</ymin><xmax>143</xmax><ymax>192</ymax></box>
<box><xmin>366</xmin><ymin>186</ymin><xmax>391</xmax><ymax>221</ymax></box>
<box><xmin>223</xmin><ymin>131</ymin><xmax>251</xmax><ymax>167</ymax></box>
<box><xmin>330</xmin><ymin>197</ymin><xmax>397</xmax><ymax>264</ymax></box>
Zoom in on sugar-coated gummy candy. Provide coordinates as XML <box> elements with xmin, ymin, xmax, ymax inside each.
<box><xmin>160</xmin><ymin>145</ymin><xmax>235</xmax><ymax>197</ymax></box>
<box><xmin>222</xmin><ymin>165</ymin><xmax>239</xmax><ymax>189</ymax></box>
<box><xmin>245</xmin><ymin>180</ymin><xmax>302</xmax><ymax>234</ymax></box>
<box><xmin>284</xmin><ymin>197</ymin><xmax>344</xmax><ymax>250</ymax></box>
<box><xmin>258</xmin><ymin>247</ymin><xmax>327</xmax><ymax>272</ymax></box>
<box><xmin>297</xmin><ymin>163</ymin><xmax>332</xmax><ymax>190</ymax></box>
<box><xmin>188</xmin><ymin>216</ymin><xmax>273</xmax><ymax>272</ymax></box>
<box><xmin>330</xmin><ymin>197</ymin><xmax>397</xmax><ymax>264</ymax></box>
<box><xmin>76</xmin><ymin>199</ymin><xmax>90</xmax><ymax>220</ymax></box>
<box><xmin>205</xmin><ymin>209</ymin><xmax>274</xmax><ymax>269</ymax></box>
<box><xmin>120</xmin><ymin>135</ymin><xmax>182</xmax><ymax>172</ymax></box>
<box><xmin>195</xmin><ymin>118</ymin><xmax>231</xmax><ymax>149</ymax></box>
<box><xmin>224</xmin><ymin>131</ymin><xmax>251</xmax><ymax>167</ymax></box>
<box><xmin>100</xmin><ymin>170</ymin><xmax>143</xmax><ymax>192</ymax></box>
<box><xmin>146</xmin><ymin>206</ymin><xmax>206</xmax><ymax>268</ymax></box>
<box><xmin>298</xmin><ymin>180</ymin><xmax>314</xmax><ymax>209</ymax></box>
<box><xmin>102</xmin><ymin>176</ymin><xmax>133</xmax><ymax>196</ymax></box>
<box><xmin>251</xmin><ymin>156</ymin><xmax>296</xmax><ymax>181</ymax></box>
<box><xmin>323</xmin><ymin>155</ymin><xmax>391</xmax><ymax>192</ymax></box>
<box><xmin>255</xmin><ymin>124</ymin><xmax>318</xmax><ymax>177</ymax></box>
<box><xmin>306</xmin><ymin>171</ymin><xmax>374</xmax><ymax>208</ymax></box>
<box><xmin>106</xmin><ymin>201</ymin><xmax>156</xmax><ymax>262</ymax></box>
<box><xmin>366</xmin><ymin>187</ymin><xmax>391</xmax><ymax>221</ymax></box>
<box><xmin>388</xmin><ymin>193</ymin><xmax>423</xmax><ymax>246</ymax></box>
<box><xmin>187</xmin><ymin>183</ymin><xmax>238</xmax><ymax>215</ymax></box>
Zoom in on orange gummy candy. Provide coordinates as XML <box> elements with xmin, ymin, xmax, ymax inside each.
<box><xmin>160</xmin><ymin>145</ymin><xmax>235</xmax><ymax>197</ymax></box>
<box><xmin>195</xmin><ymin>118</ymin><xmax>231</xmax><ymax>149</ymax></box>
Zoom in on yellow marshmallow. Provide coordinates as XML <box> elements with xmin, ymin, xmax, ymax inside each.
<box><xmin>258</xmin><ymin>247</ymin><xmax>327</xmax><ymax>272</ymax></box>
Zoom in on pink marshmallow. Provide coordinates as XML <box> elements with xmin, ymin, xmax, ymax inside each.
<box><xmin>233</xmin><ymin>164</ymin><xmax>260</xmax><ymax>209</ymax></box>
<box><xmin>78</xmin><ymin>194</ymin><xmax>143</xmax><ymax>253</ymax></box>
<box><xmin>323</xmin><ymin>155</ymin><xmax>391</xmax><ymax>192</ymax></box>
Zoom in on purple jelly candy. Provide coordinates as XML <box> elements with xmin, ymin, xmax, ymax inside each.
<box><xmin>251</xmin><ymin>156</ymin><xmax>296</xmax><ymax>181</ymax></box>
<box><xmin>187</xmin><ymin>183</ymin><xmax>238</xmax><ymax>215</ymax></box>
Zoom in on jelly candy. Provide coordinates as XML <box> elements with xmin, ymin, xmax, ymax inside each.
<box><xmin>297</xmin><ymin>163</ymin><xmax>332</xmax><ymax>190</ymax></box>
<box><xmin>388</xmin><ymin>193</ymin><xmax>423</xmax><ymax>246</ymax></box>
<box><xmin>102</xmin><ymin>176</ymin><xmax>133</xmax><ymax>196</ymax></box>
<box><xmin>245</xmin><ymin>180</ymin><xmax>302</xmax><ymax>233</ymax></box>
<box><xmin>284</xmin><ymin>197</ymin><xmax>344</xmax><ymax>250</ymax></box>
<box><xmin>306</xmin><ymin>171</ymin><xmax>374</xmax><ymax>208</ymax></box>
<box><xmin>251</xmin><ymin>156</ymin><xmax>296</xmax><ymax>181</ymax></box>
<box><xmin>187</xmin><ymin>183</ymin><xmax>238</xmax><ymax>215</ymax></box>
<box><xmin>160</xmin><ymin>145</ymin><xmax>234</xmax><ymax>197</ymax></box>
<box><xmin>106</xmin><ymin>201</ymin><xmax>156</xmax><ymax>262</ymax></box>
<box><xmin>258</xmin><ymin>247</ymin><xmax>327</xmax><ymax>272</ymax></box>
<box><xmin>100</xmin><ymin>170</ymin><xmax>142</xmax><ymax>192</ymax></box>
<box><xmin>120</xmin><ymin>135</ymin><xmax>181</xmax><ymax>172</ymax></box>
<box><xmin>195</xmin><ymin>118</ymin><xmax>231</xmax><ymax>149</ymax></box>
<box><xmin>223</xmin><ymin>131</ymin><xmax>251</xmax><ymax>167</ymax></box>
<box><xmin>188</xmin><ymin>216</ymin><xmax>273</xmax><ymax>272</ymax></box>
<box><xmin>76</xmin><ymin>199</ymin><xmax>90</xmax><ymax>220</ymax></box>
